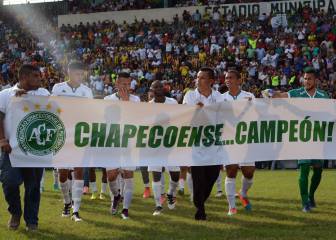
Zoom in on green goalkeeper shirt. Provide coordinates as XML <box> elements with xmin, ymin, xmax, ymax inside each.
<box><xmin>287</xmin><ymin>87</ymin><xmax>329</xmax><ymax>165</ymax></box>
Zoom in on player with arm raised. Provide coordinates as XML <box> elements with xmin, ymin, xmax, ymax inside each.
<box><xmin>262</xmin><ymin>68</ymin><xmax>329</xmax><ymax>212</ymax></box>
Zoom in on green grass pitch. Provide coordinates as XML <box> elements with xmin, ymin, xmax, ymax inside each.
<box><xmin>0</xmin><ymin>169</ymin><xmax>335</xmax><ymax>240</ymax></box>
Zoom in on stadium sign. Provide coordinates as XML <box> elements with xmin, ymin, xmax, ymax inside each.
<box><xmin>7</xmin><ymin>96</ymin><xmax>336</xmax><ymax>167</ymax></box>
<box><xmin>58</xmin><ymin>0</ymin><xmax>336</xmax><ymax>26</ymax></box>
<box><xmin>204</xmin><ymin>0</ymin><xmax>336</xmax><ymax>17</ymax></box>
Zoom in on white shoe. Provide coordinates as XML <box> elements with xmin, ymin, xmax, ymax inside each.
<box><xmin>215</xmin><ymin>191</ymin><xmax>223</xmax><ymax>197</ymax></box>
<box><xmin>227</xmin><ymin>208</ymin><xmax>237</xmax><ymax>216</ymax></box>
<box><xmin>71</xmin><ymin>212</ymin><xmax>82</xmax><ymax>222</ymax></box>
<box><xmin>153</xmin><ymin>206</ymin><xmax>163</xmax><ymax>216</ymax></box>
<box><xmin>121</xmin><ymin>209</ymin><xmax>129</xmax><ymax>220</ymax></box>
<box><xmin>167</xmin><ymin>194</ymin><xmax>176</xmax><ymax>210</ymax></box>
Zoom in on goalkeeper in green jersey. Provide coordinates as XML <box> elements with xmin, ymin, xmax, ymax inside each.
<box><xmin>262</xmin><ymin>67</ymin><xmax>329</xmax><ymax>212</ymax></box>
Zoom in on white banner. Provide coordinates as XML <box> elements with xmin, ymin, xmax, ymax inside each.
<box><xmin>58</xmin><ymin>0</ymin><xmax>336</xmax><ymax>26</ymax></box>
<box><xmin>7</xmin><ymin>96</ymin><xmax>336</xmax><ymax>167</ymax></box>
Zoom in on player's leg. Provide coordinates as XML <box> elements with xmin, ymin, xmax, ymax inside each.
<box><xmin>225</xmin><ymin>164</ymin><xmax>239</xmax><ymax>215</ymax></box>
<box><xmin>121</xmin><ymin>169</ymin><xmax>134</xmax><ymax>220</ymax></box>
<box><xmin>240</xmin><ymin>164</ymin><xmax>255</xmax><ymax>211</ymax></box>
<box><xmin>178</xmin><ymin>166</ymin><xmax>187</xmax><ymax>196</ymax></box>
<box><xmin>167</xmin><ymin>167</ymin><xmax>180</xmax><ymax>210</ymax></box>
<box><xmin>40</xmin><ymin>169</ymin><xmax>45</xmax><ymax>193</ymax></box>
<box><xmin>53</xmin><ymin>168</ymin><xmax>60</xmax><ymax>191</ymax></box>
<box><xmin>107</xmin><ymin>169</ymin><xmax>120</xmax><ymax>215</ymax></box>
<box><xmin>140</xmin><ymin>166</ymin><xmax>151</xmax><ymax>198</ymax></box>
<box><xmin>89</xmin><ymin>168</ymin><xmax>98</xmax><ymax>200</ymax></box>
<box><xmin>118</xmin><ymin>173</ymin><xmax>125</xmax><ymax>199</ymax></box>
<box><xmin>160</xmin><ymin>167</ymin><xmax>166</xmax><ymax>204</ymax></box>
<box><xmin>191</xmin><ymin>166</ymin><xmax>206</xmax><ymax>220</ymax></box>
<box><xmin>186</xmin><ymin>167</ymin><xmax>193</xmax><ymax>201</ymax></box>
<box><xmin>298</xmin><ymin>162</ymin><xmax>311</xmax><ymax>212</ymax></box>
<box><xmin>150</xmin><ymin>167</ymin><xmax>163</xmax><ymax>215</ymax></box>
<box><xmin>204</xmin><ymin>165</ymin><xmax>221</xmax><ymax>201</ymax></box>
<box><xmin>71</xmin><ymin>168</ymin><xmax>84</xmax><ymax>222</ymax></box>
<box><xmin>100</xmin><ymin>168</ymin><xmax>107</xmax><ymax>199</ymax></box>
<box><xmin>308</xmin><ymin>161</ymin><xmax>323</xmax><ymax>208</ymax></box>
<box><xmin>215</xmin><ymin>166</ymin><xmax>224</xmax><ymax>197</ymax></box>
<box><xmin>82</xmin><ymin>168</ymin><xmax>89</xmax><ymax>195</ymax></box>
<box><xmin>59</xmin><ymin>169</ymin><xmax>71</xmax><ymax>217</ymax></box>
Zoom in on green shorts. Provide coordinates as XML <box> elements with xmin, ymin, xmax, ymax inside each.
<box><xmin>298</xmin><ymin>160</ymin><xmax>324</xmax><ymax>166</ymax></box>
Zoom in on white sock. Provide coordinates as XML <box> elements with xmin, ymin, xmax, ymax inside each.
<box><xmin>179</xmin><ymin>178</ymin><xmax>185</xmax><ymax>190</ymax></box>
<box><xmin>40</xmin><ymin>169</ymin><xmax>45</xmax><ymax>188</ymax></box>
<box><xmin>60</xmin><ymin>180</ymin><xmax>71</xmax><ymax>204</ymax></box>
<box><xmin>160</xmin><ymin>173</ymin><xmax>165</xmax><ymax>194</ymax></box>
<box><xmin>68</xmin><ymin>179</ymin><xmax>73</xmax><ymax>195</ymax></box>
<box><xmin>101</xmin><ymin>182</ymin><xmax>107</xmax><ymax>193</ymax></box>
<box><xmin>108</xmin><ymin>180</ymin><xmax>119</xmax><ymax>199</ymax></box>
<box><xmin>89</xmin><ymin>181</ymin><xmax>98</xmax><ymax>193</ymax></box>
<box><xmin>225</xmin><ymin>177</ymin><xmax>236</xmax><ymax>209</ymax></box>
<box><xmin>152</xmin><ymin>181</ymin><xmax>161</xmax><ymax>207</ymax></box>
<box><xmin>53</xmin><ymin>169</ymin><xmax>59</xmax><ymax>185</ymax></box>
<box><xmin>241</xmin><ymin>176</ymin><xmax>253</xmax><ymax>198</ymax></box>
<box><xmin>72</xmin><ymin>180</ymin><xmax>84</xmax><ymax>213</ymax></box>
<box><xmin>118</xmin><ymin>175</ymin><xmax>125</xmax><ymax>197</ymax></box>
<box><xmin>123</xmin><ymin>178</ymin><xmax>134</xmax><ymax>210</ymax></box>
<box><xmin>144</xmin><ymin>183</ymin><xmax>150</xmax><ymax>188</ymax></box>
<box><xmin>168</xmin><ymin>180</ymin><xmax>178</xmax><ymax>197</ymax></box>
<box><xmin>216</xmin><ymin>171</ymin><xmax>223</xmax><ymax>192</ymax></box>
<box><xmin>69</xmin><ymin>171</ymin><xmax>74</xmax><ymax>194</ymax></box>
<box><xmin>186</xmin><ymin>172</ymin><xmax>193</xmax><ymax>196</ymax></box>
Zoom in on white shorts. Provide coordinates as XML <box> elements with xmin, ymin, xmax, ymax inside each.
<box><xmin>225</xmin><ymin>162</ymin><xmax>255</xmax><ymax>167</ymax></box>
<box><xmin>148</xmin><ymin>166</ymin><xmax>180</xmax><ymax>172</ymax></box>
<box><xmin>106</xmin><ymin>167</ymin><xmax>136</xmax><ymax>172</ymax></box>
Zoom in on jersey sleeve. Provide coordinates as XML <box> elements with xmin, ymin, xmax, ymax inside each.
<box><xmin>321</xmin><ymin>91</ymin><xmax>330</xmax><ymax>99</ymax></box>
<box><xmin>0</xmin><ymin>89</ymin><xmax>9</xmax><ymax>114</ymax></box>
<box><xmin>182</xmin><ymin>91</ymin><xmax>192</xmax><ymax>105</ymax></box>
<box><xmin>134</xmin><ymin>95</ymin><xmax>141</xmax><ymax>102</ymax></box>
<box><xmin>40</xmin><ymin>88</ymin><xmax>50</xmax><ymax>96</ymax></box>
<box><xmin>87</xmin><ymin>88</ymin><xmax>94</xmax><ymax>99</ymax></box>
<box><xmin>51</xmin><ymin>84</ymin><xmax>58</xmax><ymax>96</ymax></box>
<box><xmin>287</xmin><ymin>89</ymin><xmax>299</xmax><ymax>98</ymax></box>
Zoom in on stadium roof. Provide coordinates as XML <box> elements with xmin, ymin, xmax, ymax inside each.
<box><xmin>3</xmin><ymin>0</ymin><xmax>63</xmax><ymax>5</ymax></box>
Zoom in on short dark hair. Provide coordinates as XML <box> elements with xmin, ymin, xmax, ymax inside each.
<box><xmin>18</xmin><ymin>64</ymin><xmax>40</xmax><ymax>80</ymax></box>
<box><xmin>117</xmin><ymin>72</ymin><xmax>130</xmax><ymax>79</ymax></box>
<box><xmin>200</xmin><ymin>67</ymin><xmax>215</xmax><ymax>80</ymax></box>
<box><xmin>227</xmin><ymin>69</ymin><xmax>240</xmax><ymax>79</ymax></box>
<box><xmin>304</xmin><ymin>67</ymin><xmax>318</xmax><ymax>78</ymax></box>
<box><xmin>68</xmin><ymin>61</ymin><xmax>86</xmax><ymax>70</ymax></box>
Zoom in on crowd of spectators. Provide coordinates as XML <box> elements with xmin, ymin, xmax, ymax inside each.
<box><xmin>0</xmin><ymin>4</ymin><xmax>335</xmax><ymax>103</ymax></box>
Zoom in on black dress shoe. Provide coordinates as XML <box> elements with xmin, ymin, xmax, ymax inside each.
<box><xmin>8</xmin><ymin>214</ymin><xmax>21</xmax><ymax>230</ymax></box>
<box><xmin>195</xmin><ymin>211</ymin><xmax>207</xmax><ymax>221</ymax></box>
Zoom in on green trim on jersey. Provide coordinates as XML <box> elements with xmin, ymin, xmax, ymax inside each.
<box><xmin>298</xmin><ymin>160</ymin><xmax>324</xmax><ymax>166</ymax></box>
<box><xmin>288</xmin><ymin>87</ymin><xmax>329</xmax><ymax>99</ymax></box>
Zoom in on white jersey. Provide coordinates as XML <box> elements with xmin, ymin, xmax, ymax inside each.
<box><xmin>149</xmin><ymin>96</ymin><xmax>177</xmax><ymax>104</ymax></box>
<box><xmin>222</xmin><ymin>90</ymin><xmax>255</xmax><ymax>101</ymax></box>
<box><xmin>222</xmin><ymin>90</ymin><xmax>255</xmax><ymax>166</ymax></box>
<box><xmin>104</xmin><ymin>92</ymin><xmax>140</xmax><ymax>171</ymax></box>
<box><xmin>104</xmin><ymin>93</ymin><xmax>140</xmax><ymax>102</ymax></box>
<box><xmin>148</xmin><ymin>96</ymin><xmax>179</xmax><ymax>172</ymax></box>
<box><xmin>183</xmin><ymin>88</ymin><xmax>223</xmax><ymax>106</ymax></box>
<box><xmin>0</xmin><ymin>84</ymin><xmax>50</xmax><ymax>139</ymax></box>
<box><xmin>52</xmin><ymin>82</ymin><xmax>93</xmax><ymax>98</ymax></box>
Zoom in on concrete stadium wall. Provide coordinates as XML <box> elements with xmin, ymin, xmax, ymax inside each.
<box><xmin>58</xmin><ymin>0</ymin><xmax>336</xmax><ymax>27</ymax></box>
